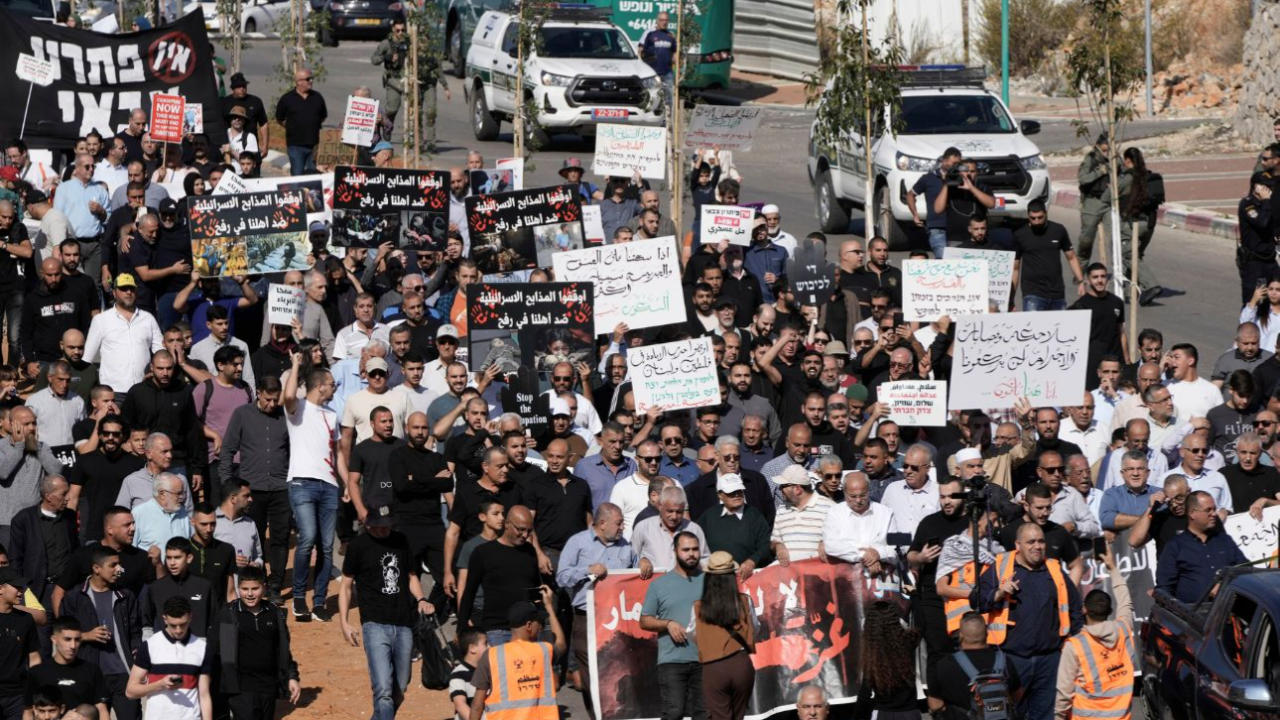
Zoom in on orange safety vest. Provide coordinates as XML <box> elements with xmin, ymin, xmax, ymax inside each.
<box><xmin>944</xmin><ymin>561</ymin><xmax>986</xmax><ymax>635</ymax></box>
<box><xmin>484</xmin><ymin>639</ymin><xmax>559</xmax><ymax>720</ymax></box>
<box><xmin>1064</xmin><ymin>622</ymin><xmax>1135</xmax><ymax>720</ymax></box>
<box><xmin>985</xmin><ymin>551</ymin><xmax>1071</xmax><ymax>646</ymax></box>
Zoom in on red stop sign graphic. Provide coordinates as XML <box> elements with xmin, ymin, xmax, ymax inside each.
<box><xmin>147</xmin><ymin>31</ymin><xmax>197</xmax><ymax>84</ymax></box>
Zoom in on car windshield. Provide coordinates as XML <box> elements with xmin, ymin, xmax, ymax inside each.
<box><xmin>539</xmin><ymin>26</ymin><xmax>636</xmax><ymax>59</ymax></box>
<box><xmin>898</xmin><ymin>95</ymin><xmax>1016</xmax><ymax>135</ymax></box>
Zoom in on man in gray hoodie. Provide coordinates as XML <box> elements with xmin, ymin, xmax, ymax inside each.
<box><xmin>1053</xmin><ymin>541</ymin><xmax>1135</xmax><ymax>719</ymax></box>
<box><xmin>0</xmin><ymin>406</ymin><xmax>64</xmax><ymax>548</ymax></box>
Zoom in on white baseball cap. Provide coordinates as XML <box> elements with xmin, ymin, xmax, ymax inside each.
<box><xmin>716</xmin><ymin>473</ymin><xmax>746</xmax><ymax>494</ymax></box>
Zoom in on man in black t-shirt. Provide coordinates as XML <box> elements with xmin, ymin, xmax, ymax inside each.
<box><xmin>69</xmin><ymin>413</ymin><xmax>141</xmax><ymax>543</ymax></box>
<box><xmin>942</xmin><ymin>159</ymin><xmax>997</xmax><ymax>246</ymax></box>
<box><xmin>388</xmin><ymin>412</ymin><xmax>452</xmax><ymax>611</ymax></box>
<box><xmin>348</xmin><ymin>407</ymin><xmax>405</xmax><ymax>526</ymax></box>
<box><xmin>1129</xmin><ymin>474</ymin><xmax>1190</xmax><ymax>554</ymax></box>
<box><xmin>338</xmin><ymin>507</ymin><xmax>431</xmax><ymax>720</ymax></box>
<box><xmin>220</xmin><ymin>73</ymin><xmax>271</xmax><ymax>151</ymax></box>
<box><xmin>906</xmin><ymin>478</ymin><xmax>970</xmax><ymax>674</ymax></box>
<box><xmin>1012</xmin><ymin>200</ymin><xmax>1085</xmax><ymax>312</ymax></box>
<box><xmin>274</xmin><ymin>69</ymin><xmax>328</xmax><ymax>175</ymax></box>
<box><xmin>1070</xmin><ymin>263</ymin><xmax>1127</xmax><ymax>380</ymax></box>
<box><xmin>999</xmin><ymin>483</ymin><xmax>1082</xmax><ymax>582</ymax></box>
<box><xmin>26</xmin><ymin>617</ymin><xmax>110</xmax><ymax>717</ymax></box>
<box><xmin>54</xmin><ymin>507</ymin><xmax>152</xmax><ymax>614</ymax></box>
<box><xmin>928</xmin><ymin>613</ymin><xmax>1020</xmax><ymax>720</ymax></box>
<box><xmin>0</xmin><ymin>567</ymin><xmax>40</xmax><ymax>720</ymax></box>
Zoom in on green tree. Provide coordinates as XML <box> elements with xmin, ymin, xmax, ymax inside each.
<box><xmin>511</xmin><ymin>0</ymin><xmax>556</xmax><ymax>162</ymax></box>
<box><xmin>215</xmin><ymin>0</ymin><xmax>248</xmax><ymax>74</ymax></box>
<box><xmin>275</xmin><ymin>0</ymin><xmax>328</xmax><ymax>94</ymax></box>
<box><xmin>804</xmin><ymin>0</ymin><xmax>903</xmax><ymax>238</ymax></box>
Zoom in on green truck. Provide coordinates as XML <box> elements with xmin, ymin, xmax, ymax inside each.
<box><xmin>439</xmin><ymin>0</ymin><xmax>733</xmax><ymax>88</ymax></box>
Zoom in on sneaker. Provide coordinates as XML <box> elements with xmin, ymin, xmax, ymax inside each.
<box><xmin>1139</xmin><ymin>285</ymin><xmax>1163</xmax><ymax>306</ymax></box>
<box><xmin>292</xmin><ymin>597</ymin><xmax>312</xmax><ymax>621</ymax></box>
<box><xmin>311</xmin><ymin>606</ymin><xmax>330</xmax><ymax>622</ymax></box>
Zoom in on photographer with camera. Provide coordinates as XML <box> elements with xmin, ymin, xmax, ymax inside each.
<box><xmin>941</xmin><ymin>158</ymin><xmax>996</xmax><ymax>247</ymax></box>
<box><xmin>906</xmin><ymin>147</ymin><xmax>962</xmax><ymax>259</ymax></box>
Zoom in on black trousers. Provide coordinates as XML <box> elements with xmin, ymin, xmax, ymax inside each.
<box><xmin>400</xmin><ymin>524</ymin><xmax>447</xmax><ymax>610</ymax></box>
<box><xmin>226</xmin><ymin>691</ymin><xmax>277</xmax><ymax>720</ymax></box>
<box><xmin>914</xmin><ymin>597</ymin><xmax>952</xmax><ymax>676</ymax></box>
<box><xmin>105</xmin><ymin>672</ymin><xmax>141</xmax><ymax>720</ymax></box>
<box><xmin>248</xmin><ymin>488</ymin><xmax>293</xmax><ymax>592</ymax></box>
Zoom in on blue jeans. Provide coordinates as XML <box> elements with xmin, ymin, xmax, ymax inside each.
<box><xmin>289</xmin><ymin>478</ymin><xmax>338</xmax><ymax>606</ymax></box>
<box><xmin>1022</xmin><ymin>295</ymin><xmax>1067</xmax><ymax>312</ymax></box>
<box><xmin>927</xmin><ymin>227</ymin><xmax>948</xmax><ymax>258</ymax></box>
<box><xmin>362</xmin><ymin>621</ymin><xmax>414</xmax><ymax>720</ymax></box>
<box><xmin>287</xmin><ymin>145</ymin><xmax>316</xmax><ymax>175</ymax></box>
<box><xmin>1006</xmin><ymin>651</ymin><xmax>1060</xmax><ymax>719</ymax></box>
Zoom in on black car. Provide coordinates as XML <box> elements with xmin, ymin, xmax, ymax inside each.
<box><xmin>312</xmin><ymin>0</ymin><xmax>404</xmax><ymax>45</ymax></box>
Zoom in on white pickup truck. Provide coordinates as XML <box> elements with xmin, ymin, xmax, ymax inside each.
<box><xmin>464</xmin><ymin>7</ymin><xmax>664</xmax><ymax>145</ymax></box>
<box><xmin>807</xmin><ymin>66</ymin><xmax>1051</xmax><ymax>247</ymax></box>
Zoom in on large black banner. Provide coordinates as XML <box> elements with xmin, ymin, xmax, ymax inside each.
<box><xmin>466</xmin><ymin>282</ymin><xmax>594</xmax><ymax>371</ymax></box>
<box><xmin>331</xmin><ymin>166</ymin><xmax>450</xmax><ymax>249</ymax></box>
<box><xmin>465</xmin><ymin>185</ymin><xmax>584</xmax><ymax>274</ymax></box>
<box><xmin>0</xmin><ymin>9</ymin><xmax>225</xmax><ymax>149</ymax></box>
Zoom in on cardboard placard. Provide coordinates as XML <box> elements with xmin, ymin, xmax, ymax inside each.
<box><xmin>150</xmin><ymin>93</ymin><xmax>185</xmax><ymax>143</ymax></box>
<box><xmin>496</xmin><ymin>156</ymin><xmax>524</xmax><ymax>189</ymax></box>
<box><xmin>880</xmin><ymin>380</ymin><xmax>948</xmax><ymax>426</ymax></box>
<box><xmin>683</xmin><ymin>105</ymin><xmax>763</xmax><ymax>151</ymax></box>
<box><xmin>212</xmin><ymin>171</ymin><xmax>247</xmax><ymax>196</ymax></box>
<box><xmin>950</xmin><ymin>310</ymin><xmax>1091</xmax><ymax>409</ymax></box>
<box><xmin>592</xmin><ymin>123</ymin><xmax>666</xmax><ymax>179</ymax></box>
<box><xmin>581</xmin><ymin>204</ymin><xmax>606</xmax><ymax>245</ymax></box>
<box><xmin>628</xmin><ymin>337</ymin><xmax>721</xmax><ymax>414</ymax></box>
<box><xmin>182</xmin><ymin>103</ymin><xmax>202</xmax><ymax>135</ymax></box>
<box><xmin>266</xmin><ymin>283</ymin><xmax>305</xmax><ymax>326</ymax></box>
<box><xmin>15</xmin><ymin>53</ymin><xmax>55</xmax><ymax>86</ymax></box>
<box><xmin>1225</xmin><ymin>505</ymin><xmax>1280</xmax><ymax>564</ymax></box>
<box><xmin>902</xmin><ymin>258</ymin><xmax>989</xmax><ymax>322</ymax></box>
<box><xmin>945</xmin><ymin>247</ymin><xmax>1014</xmax><ymax>312</ymax></box>
<box><xmin>787</xmin><ymin>241</ymin><xmax>835</xmax><ymax>307</ymax></box>
<box><xmin>700</xmin><ymin>205</ymin><xmax>754</xmax><ymax>246</ymax></box>
<box><xmin>551</xmin><ymin>236</ymin><xmax>686</xmax><ymax>331</ymax></box>
<box><xmin>341</xmin><ymin>95</ymin><xmax>380</xmax><ymax>146</ymax></box>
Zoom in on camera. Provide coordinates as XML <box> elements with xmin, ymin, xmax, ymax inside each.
<box><xmin>944</xmin><ymin>167</ymin><xmax>964</xmax><ymax>187</ymax></box>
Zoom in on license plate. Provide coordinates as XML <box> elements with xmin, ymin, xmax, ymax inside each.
<box><xmin>354</xmin><ymin>18</ymin><xmax>381</xmax><ymax>25</ymax></box>
<box><xmin>592</xmin><ymin>108</ymin><xmax>628</xmax><ymax>120</ymax></box>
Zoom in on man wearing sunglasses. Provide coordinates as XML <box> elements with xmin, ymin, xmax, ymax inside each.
<box><xmin>999</xmin><ymin>478</ymin><xmax>1084</xmax><ymax>585</ymax></box>
<box><xmin>1015</xmin><ymin>451</ymin><xmax>1100</xmax><ymax>540</ymax></box>
<box><xmin>1160</xmin><ymin>431</ymin><xmax>1232</xmax><ymax>520</ymax></box>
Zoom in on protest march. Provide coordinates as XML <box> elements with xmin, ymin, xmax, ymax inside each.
<box><xmin>0</xmin><ymin>4</ymin><xmax>1276</xmax><ymax>720</ymax></box>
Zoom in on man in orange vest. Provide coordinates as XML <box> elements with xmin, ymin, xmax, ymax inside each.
<box><xmin>978</xmin><ymin>522</ymin><xmax>1083</xmax><ymax>720</ymax></box>
<box><xmin>469</xmin><ymin>586</ymin><xmax>566</xmax><ymax>720</ymax></box>
<box><xmin>1054</xmin><ymin>541</ymin><xmax>1135</xmax><ymax>720</ymax></box>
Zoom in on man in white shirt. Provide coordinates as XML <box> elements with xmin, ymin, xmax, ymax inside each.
<box><xmin>1059</xmin><ymin>392</ymin><xmax>1109</xmax><ymax>467</ymax></box>
<box><xmin>422</xmin><ymin>324</ymin><xmax>461</xmax><ymax>398</ymax></box>
<box><xmin>633</xmin><ymin>485</ymin><xmax>709</xmax><ymax>573</ymax></box>
<box><xmin>770</xmin><ymin>465</ymin><xmax>834</xmax><ymax>563</ymax></box>
<box><xmin>188</xmin><ymin>303</ymin><xmax>256</xmax><ymax>391</ymax></box>
<box><xmin>84</xmin><ymin>273</ymin><xmax>164</xmax><ymax>394</ymax></box>
<box><xmin>541</xmin><ymin>361</ymin><xmax>603</xmax><ymax>436</ymax></box>
<box><xmin>610</xmin><ymin>440</ymin><xmax>662</xmax><ymax>539</ymax></box>
<box><xmin>94</xmin><ymin>137</ymin><xmax>130</xmax><ymax>195</ymax></box>
<box><xmin>1160</xmin><ymin>430</ymin><xmax>1233</xmax><ymax>517</ymax></box>
<box><xmin>879</xmin><ymin>444</ymin><xmax>939</xmax><ymax>541</ymax></box>
<box><xmin>1164</xmin><ymin>343</ymin><xmax>1222</xmax><ymax>419</ymax></box>
<box><xmin>821</xmin><ymin>472</ymin><xmax>895</xmax><ymax>575</ymax></box>
<box><xmin>1066</xmin><ymin>453</ymin><xmax>1104</xmax><ymax>523</ymax></box>
<box><xmin>5</xmin><ymin>139</ymin><xmax>56</xmax><ymax>192</ymax></box>
<box><xmin>331</xmin><ymin>291</ymin><xmax>387</xmax><ymax>362</ymax></box>
<box><xmin>391</xmin><ymin>351</ymin><xmax>434</xmax><ymax>415</ymax></box>
<box><xmin>1090</xmin><ymin>357</ymin><xmax>1129</xmax><ymax>430</ymax></box>
<box><xmin>1099</xmin><ymin>418</ymin><xmax>1168</xmax><ymax>492</ymax></box>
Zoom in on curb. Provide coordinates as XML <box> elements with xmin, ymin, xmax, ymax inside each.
<box><xmin>1050</xmin><ymin>186</ymin><xmax>1240</xmax><ymax>242</ymax></box>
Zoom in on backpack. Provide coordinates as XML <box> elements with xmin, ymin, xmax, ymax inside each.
<box><xmin>417</xmin><ymin>613</ymin><xmax>456</xmax><ymax>690</ymax></box>
<box><xmin>198</xmin><ymin>378</ymin><xmax>254</xmax><ymax>424</ymax></box>
<box><xmin>953</xmin><ymin>649</ymin><xmax>1011</xmax><ymax>720</ymax></box>
<box><xmin>1145</xmin><ymin>171</ymin><xmax>1166</xmax><ymax>213</ymax></box>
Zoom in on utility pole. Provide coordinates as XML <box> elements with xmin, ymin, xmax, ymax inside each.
<box><xmin>670</xmin><ymin>0</ymin><xmax>684</xmax><ymax>239</ymax></box>
<box><xmin>1144</xmin><ymin>0</ymin><xmax>1153</xmax><ymax>116</ymax></box>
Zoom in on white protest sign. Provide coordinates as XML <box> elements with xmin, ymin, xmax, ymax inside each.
<box><xmin>266</xmin><ymin>284</ymin><xmax>306</xmax><ymax>326</ymax></box>
<box><xmin>496</xmin><ymin>157</ymin><xmax>524</xmax><ymax>190</ymax></box>
<box><xmin>1225</xmin><ymin>505</ymin><xmax>1280</xmax><ymax>564</ymax></box>
<box><xmin>903</xmin><ymin>258</ymin><xmax>989</xmax><ymax>322</ymax></box>
<box><xmin>950</xmin><ymin>309</ymin><xmax>1091</xmax><ymax>409</ymax></box>
<box><xmin>581</xmin><ymin>205</ymin><xmax>606</xmax><ymax>244</ymax></box>
<box><xmin>552</xmin><ymin>236</ymin><xmax>685</xmax><ymax>331</ymax></box>
<box><xmin>592</xmin><ymin>124</ymin><xmax>667</xmax><ymax>179</ymax></box>
<box><xmin>628</xmin><ymin>336</ymin><xmax>721</xmax><ymax>413</ymax></box>
<box><xmin>945</xmin><ymin>247</ymin><xmax>1014</xmax><ymax>312</ymax></box>
<box><xmin>700</xmin><ymin>205</ymin><xmax>755</xmax><ymax>246</ymax></box>
<box><xmin>881</xmin><ymin>381</ymin><xmax>948</xmax><ymax>426</ymax></box>
<box><xmin>342</xmin><ymin>95</ymin><xmax>380</xmax><ymax>146</ymax></box>
<box><xmin>15</xmin><ymin>54</ymin><xmax>55</xmax><ymax>86</ymax></box>
<box><xmin>212</xmin><ymin>171</ymin><xmax>247</xmax><ymax>196</ymax></box>
<box><xmin>684</xmin><ymin>105</ymin><xmax>763</xmax><ymax>151</ymax></box>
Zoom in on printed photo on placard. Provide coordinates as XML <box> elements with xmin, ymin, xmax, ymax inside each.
<box><xmin>331</xmin><ymin>166</ymin><xmax>450</xmax><ymax>250</ymax></box>
<box><xmin>466</xmin><ymin>185</ymin><xmax>583</xmax><ymax>275</ymax></box>
<box><xmin>466</xmin><ymin>282</ymin><xmax>594</xmax><ymax>371</ymax></box>
<box><xmin>533</xmin><ymin>222</ymin><xmax>585</xmax><ymax>268</ymax></box>
<box><xmin>469</xmin><ymin>168</ymin><xmax>515</xmax><ymax>196</ymax></box>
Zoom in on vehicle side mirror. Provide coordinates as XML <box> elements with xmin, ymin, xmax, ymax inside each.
<box><xmin>1228</xmin><ymin>679</ymin><xmax>1277</xmax><ymax>709</ymax></box>
<box><xmin>1019</xmin><ymin>119</ymin><xmax>1041</xmax><ymax>136</ymax></box>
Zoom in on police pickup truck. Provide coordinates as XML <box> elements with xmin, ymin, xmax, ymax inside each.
<box><xmin>464</xmin><ymin>5</ymin><xmax>664</xmax><ymax>145</ymax></box>
<box><xmin>806</xmin><ymin>65</ymin><xmax>1049</xmax><ymax>247</ymax></box>
<box><xmin>1142</xmin><ymin>566</ymin><xmax>1280</xmax><ymax>719</ymax></box>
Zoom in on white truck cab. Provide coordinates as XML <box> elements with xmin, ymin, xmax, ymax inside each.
<box><xmin>807</xmin><ymin>65</ymin><xmax>1050</xmax><ymax>247</ymax></box>
<box><xmin>464</xmin><ymin>6</ymin><xmax>664</xmax><ymax>144</ymax></box>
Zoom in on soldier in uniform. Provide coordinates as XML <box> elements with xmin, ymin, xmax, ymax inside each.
<box><xmin>1238</xmin><ymin>173</ymin><xmax>1277</xmax><ymax>304</ymax></box>
<box><xmin>1076</xmin><ymin>133</ymin><xmax>1112</xmax><ymax>263</ymax></box>
<box><xmin>371</xmin><ymin>18</ymin><xmax>451</xmax><ymax>151</ymax></box>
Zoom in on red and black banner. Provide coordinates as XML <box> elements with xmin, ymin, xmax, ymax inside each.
<box><xmin>0</xmin><ymin>9</ymin><xmax>225</xmax><ymax>149</ymax></box>
<box><xmin>588</xmin><ymin>560</ymin><xmax>907</xmax><ymax>720</ymax></box>
<box><xmin>331</xmin><ymin>166</ymin><xmax>450</xmax><ymax>249</ymax></box>
<box><xmin>465</xmin><ymin>185</ymin><xmax>583</xmax><ymax>274</ymax></box>
<box><xmin>465</xmin><ymin>282</ymin><xmax>594</xmax><ymax>372</ymax></box>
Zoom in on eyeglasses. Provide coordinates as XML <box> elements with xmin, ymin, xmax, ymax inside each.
<box><xmin>661</xmin><ymin>437</ymin><xmax>684</xmax><ymax>445</ymax></box>
<box><xmin>722</xmin><ymin>490</ymin><xmax>746</xmax><ymax>497</ymax></box>
<box><xmin>720</xmin><ymin>454</ymin><xmax>740</xmax><ymax>461</ymax></box>
<box><xmin>813</xmin><ymin>336</ymin><xmax>830</xmax><ymax>343</ymax></box>
<box><xmin>871</xmin><ymin>303</ymin><xmax>889</xmax><ymax>310</ymax></box>
<box><xmin>879</xmin><ymin>326</ymin><xmax>895</xmax><ymax>332</ymax></box>
<box><xmin>821</xmin><ymin>472</ymin><xmax>842</xmax><ymax>479</ymax></box>
<box><xmin>367</xmin><ymin>370</ymin><xmax>387</xmax><ymax>378</ymax></box>
<box><xmin>903</xmin><ymin>463</ymin><xmax>927</xmax><ymax>471</ymax></box>
<box><xmin>552</xmin><ymin>375</ymin><xmax>573</xmax><ymax>381</ymax></box>
<box><xmin>638</xmin><ymin>455</ymin><xmax>661</xmax><ymax>462</ymax></box>
<box><xmin>1258</xmin><ymin>420</ymin><xmax>1275</xmax><ymax>426</ymax></box>
<box><xmin>1185</xmin><ymin>447</ymin><xmax>1209</xmax><ymax>455</ymax></box>
<box><xmin>1040</xmin><ymin>466</ymin><xmax>1065</xmax><ymax>474</ymax></box>
<box><xmin>889</xmin><ymin>361</ymin><xmax>913</xmax><ymax>369</ymax></box>
<box><xmin>853</xmin><ymin>340</ymin><xmax>873</xmax><ymax>347</ymax></box>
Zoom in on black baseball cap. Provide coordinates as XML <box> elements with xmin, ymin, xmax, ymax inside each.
<box><xmin>230</xmin><ymin>72</ymin><xmax>248</xmax><ymax>89</ymax></box>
